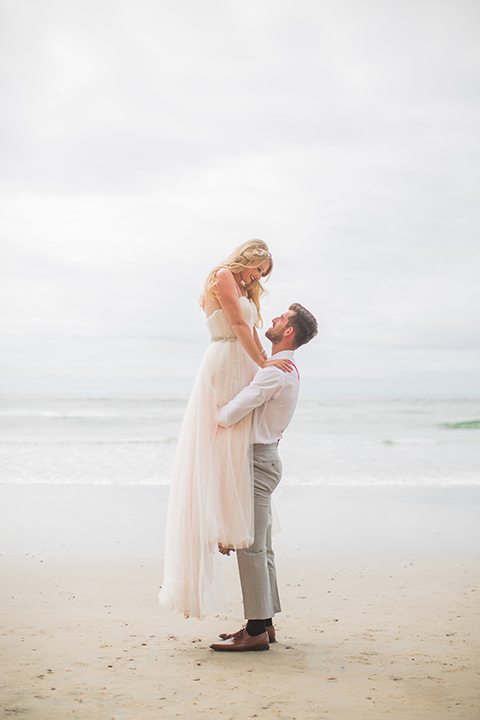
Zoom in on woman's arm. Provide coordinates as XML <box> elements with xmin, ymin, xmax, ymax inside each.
<box><xmin>215</xmin><ymin>269</ymin><xmax>291</xmax><ymax>372</ymax></box>
<box><xmin>253</xmin><ymin>327</ymin><xmax>268</xmax><ymax>362</ymax></box>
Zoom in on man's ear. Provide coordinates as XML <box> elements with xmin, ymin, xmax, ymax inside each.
<box><xmin>284</xmin><ymin>326</ymin><xmax>294</xmax><ymax>338</ymax></box>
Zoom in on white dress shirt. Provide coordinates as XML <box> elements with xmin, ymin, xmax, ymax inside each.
<box><xmin>217</xmin><ymin>350</ymin><xmax>300</xmax><ymax>444</ymax></box>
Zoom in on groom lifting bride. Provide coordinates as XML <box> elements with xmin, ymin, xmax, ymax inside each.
<box><xmin>160</xmin><ymin>242</ymin><xmax>316</xmax><ymax>622</ymax></box>
<box><xmin>210</xmin><ymin>302</ymin><xmax>318</xmax><ymax>651</ymax></box>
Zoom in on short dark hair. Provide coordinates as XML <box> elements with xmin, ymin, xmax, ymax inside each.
<box><xmin>287</xmin><ymin>303</ymin><xmax>318</xmax><ymax>349</ymax></box>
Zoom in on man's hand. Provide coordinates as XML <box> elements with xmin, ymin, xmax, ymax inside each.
<box><xmin>217</xmin><ymin>405</ymin><xmax>227</xmax><ymax>428</ymax></box>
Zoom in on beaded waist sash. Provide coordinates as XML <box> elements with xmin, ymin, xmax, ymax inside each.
<box><xmin>211</xmin><ymin>335</ymin><xmax>238</xmax><ymax>343</ymax></box>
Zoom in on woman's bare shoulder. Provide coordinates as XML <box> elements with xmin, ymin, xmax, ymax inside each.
<box><xmin>215</xmin><ymin>267</ymin><xmax>235</xmax><ymax>283</ymax></box>
<box><xmin>215</xmin><ymin>268</ymin><xmax>239</xmax><ymax>295</ymax></box>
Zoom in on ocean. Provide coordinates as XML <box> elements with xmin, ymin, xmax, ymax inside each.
<box><xmin>0</xmin><ymin>396</ymin><xmax>479</xmax><ymax>487</ymax></box>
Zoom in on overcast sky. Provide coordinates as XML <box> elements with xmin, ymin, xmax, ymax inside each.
<box><xmin>1</xmin><ymin>0</ymin><xmax>479</xmax><ymax>396</ymax></box>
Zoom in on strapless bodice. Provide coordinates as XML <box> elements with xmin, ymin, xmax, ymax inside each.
<box><xmin>205</xmin><ymin>296</ymin><xmax>256</xmax><ymax>340</ymax></box>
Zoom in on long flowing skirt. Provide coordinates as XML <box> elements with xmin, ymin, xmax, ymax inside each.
<box><xmin>159</xmin><ymin>313</ymin><xmax>257</xmax><ymax>618</ymax></box>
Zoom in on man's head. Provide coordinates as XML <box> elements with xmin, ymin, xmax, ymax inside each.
<box><xmin>265</xmin><ymin>303</ymin><xmax>318</xmax><ymax>351</ymax></box>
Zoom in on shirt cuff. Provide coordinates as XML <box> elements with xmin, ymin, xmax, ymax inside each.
<box><xmin>217</xmin><ymin>406</ymin><xmax>228</xmax><ymax>427</ymax></box>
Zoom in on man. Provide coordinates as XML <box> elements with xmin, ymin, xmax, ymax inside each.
<box><xmin>210</xmin><ymin>303</ymin><xmax>318</xmax><ymax>652</ymax></box>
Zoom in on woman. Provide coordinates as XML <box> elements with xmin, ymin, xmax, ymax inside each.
<box><xmin>159</xmin><ymin>240</ymin><xmax>292</xmax><ymax>618</ymax></box>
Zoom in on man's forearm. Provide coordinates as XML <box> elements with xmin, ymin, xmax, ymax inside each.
<box><xmin>217</xmin><ymin>369</ymin><xmax>282</xmax><ymax>427</ymax></box>
<box><xmin>217</xmin><ymin>386</ymin><xmax>261</xmax><ymax>427</ymax></box>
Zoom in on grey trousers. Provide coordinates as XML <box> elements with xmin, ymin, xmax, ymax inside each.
<box><xmin>237</xmin><ymin>443</ymin><xmax>283</xmax><ymax>620</ymax></box>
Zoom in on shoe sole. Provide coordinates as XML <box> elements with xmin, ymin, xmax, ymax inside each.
<box><xmin>219</xmin><ymin>635</ymin><xmax>276</xmax><ymax>643</ymax></box>
<box><xmin>210</xmin><ymin>645</ymin><xmax>270</xmax><ymax>651</ymax></box>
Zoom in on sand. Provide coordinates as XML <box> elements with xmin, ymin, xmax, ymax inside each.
<box><xmin>1</xmin><ymin>485</ymin><xmax>479</xmax><ymax>720</ymax></box>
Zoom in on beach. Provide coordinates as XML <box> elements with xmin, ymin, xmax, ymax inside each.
<box><xmin>1</xmin><ymin>484</ymin><xmax>479</xmax><ymax>719</ymax></box>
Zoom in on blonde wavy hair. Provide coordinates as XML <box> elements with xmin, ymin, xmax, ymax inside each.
<box><xmin>200</xmin><ymin>239</ymin><xmax>273</xmax><ymax>327</ymax></box>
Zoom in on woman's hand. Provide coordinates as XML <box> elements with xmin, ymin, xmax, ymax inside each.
<box><xmin>218</xmin><ymin>543</ymin><xmax>236</xmax><ymax>556</ymax></box>
<box><xmin>264</xmin><ymin>358</ymin><xmax>294</xmax><ymax>373</ymax></box>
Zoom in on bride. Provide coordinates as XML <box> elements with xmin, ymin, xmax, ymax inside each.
<box><xmin>159</xmin><ymin>239</ymin><xmax>292</xmax><ymax>618</ymax></box>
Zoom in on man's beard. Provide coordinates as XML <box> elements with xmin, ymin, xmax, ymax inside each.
<box><xmin>265</xmin><ymin>326</ymin><xmax>285</xmax><ymax>343</ymax></box>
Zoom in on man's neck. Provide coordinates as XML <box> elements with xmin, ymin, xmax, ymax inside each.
<box><xmin>270</xmin><ymin>343</ymin><xmax>295</xmax><ymax>356</ymax></box>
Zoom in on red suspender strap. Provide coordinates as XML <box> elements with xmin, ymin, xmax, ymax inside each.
<box><xmin>277</xmin><ymin>360</ymin><xmax>300</xmax><ymax>442</ymax></box>
<box><xmin>288</xmin><ymin>360</ymin><xmax>300</xmax><ymax>380</ymax></box>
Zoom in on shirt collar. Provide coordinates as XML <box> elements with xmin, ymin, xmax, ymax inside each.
<box><xmin>269</xmin><ymin>350</ymin><xmax>295</xmax><ymax>361</ymax></box>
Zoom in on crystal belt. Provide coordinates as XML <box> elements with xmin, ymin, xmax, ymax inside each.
<box><xmin>211</xmin><ymin>335</ymin><xmax>238</xmax><ymax>343</ymax></box>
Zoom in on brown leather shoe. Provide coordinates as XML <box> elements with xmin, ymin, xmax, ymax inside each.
<box><xmin>210</xmin><ymin>628</ymin><xmax>269</xmax><ymax>652</ymax></box>
<box><xmin>219</xmin><ymin>625</ymin><xmax>276</xmax><ymax>644</ymax></box>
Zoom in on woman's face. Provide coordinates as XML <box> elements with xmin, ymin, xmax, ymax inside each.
<box><xmin>239</xmin><ymin>260</ymin><xmax>270</xmax><ymax>286</ymax></box>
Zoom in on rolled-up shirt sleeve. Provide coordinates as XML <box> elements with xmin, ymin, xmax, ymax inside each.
<box><xmin>217</xmin><ymin>368</ymin><xmax>284</xmax><ymax>428</ymax></box>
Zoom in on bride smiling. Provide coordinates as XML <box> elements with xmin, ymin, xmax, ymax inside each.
<box><xmin>159</xmin><ymin>239</ymin><xmax>292</xmax><ymax>618</ymax></box>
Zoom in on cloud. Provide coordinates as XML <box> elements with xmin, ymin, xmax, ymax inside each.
<box><xmin>1</xmin><ymin>0</ymin><xmax>479</xmax><ymax>394</ymax></box>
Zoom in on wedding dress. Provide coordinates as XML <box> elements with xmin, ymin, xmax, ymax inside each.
<box><xmin>159</xmin><ymin>297</ymin><xmax>257</xmax><ymax>618</ymax></box>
